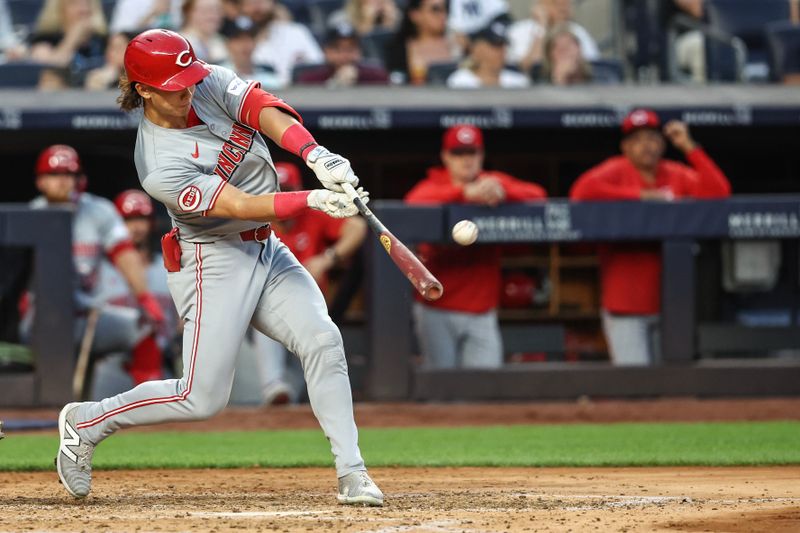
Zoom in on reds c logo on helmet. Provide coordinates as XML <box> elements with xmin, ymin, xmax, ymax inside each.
<box><xmin>36</xmin><ymin>145</ymin><xmax>82</xmax><ymax>176</ymax></box>
<box><xmin>115</xmin><ymin>189</ymin><xmax>154</xmax><ymax>219</ymax></box>
<box><xmin>124</xmin><ymin>29</ymin><xmax>212</xmax><ymax>91</ymax></box>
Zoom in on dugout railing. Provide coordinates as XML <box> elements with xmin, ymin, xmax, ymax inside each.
<box><xmin>366</xmin><ymin>197</ymin><xmax>800</xmax><ymax>401</ymax></box>
<box><xmin>0</xmin><ymin>207</ymin><xmax>73</xmax><ymax>406</ymax></box>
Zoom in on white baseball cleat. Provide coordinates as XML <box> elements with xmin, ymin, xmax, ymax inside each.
<box><xmin>337</xmin><ymin>470</ymin><xmax>384</xmax><ymax>506</ymax></box>
<box><xmin>55</xmin><ymin>402</ymin><xmax>95</xmax><ymax>498</ymax></box>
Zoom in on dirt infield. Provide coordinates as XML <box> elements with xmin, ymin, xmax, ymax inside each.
<box><xmin>2</xmin><ymin>399</ymin><xmax>799</xmax><ymax>531</ymax></box>
<box><xmin>2</xmin><ymin>467</ymin><xmax>798</xmax><ymax>532</ymax></box>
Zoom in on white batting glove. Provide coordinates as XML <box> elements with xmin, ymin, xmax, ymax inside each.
<box><xmin>307</xmin><ymin>188</ymin><xmax>369</xmax><ymax>218</ymax></box>
<box><xmin>305</xmin><ymin>146</ymin><xmax>360</xmax><ymax>193</ymax></box>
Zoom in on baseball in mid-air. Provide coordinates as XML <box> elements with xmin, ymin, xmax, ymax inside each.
<box><xmin>452</xmin><ymin>219</ymin><xmax>479</xmax><ymax>246</ymax></box>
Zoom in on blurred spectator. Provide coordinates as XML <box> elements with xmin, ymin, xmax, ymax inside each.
<box><xmin>570</xmin><ymin>110</ymin><xmax>731</xmax><ymax>366</ymax></box>
<box><xmin>670</xmin><ymin>0</ymin><xmax>705</xmax><ymax>83</ymax></box>
<box><xmin>508</xmin><ymin>0</ymin><xmax>598</xmax><ymax>73</ymax></box>
<box><xmin>109</xmin><ymin>0</ymin><xmax>183</xmax><ymax>33</ymax></box>
<box><xmin>248</xmin><ymin>162</ymin><xmax>368</xmax><ymax>405</ymax></box>
<box><xmin>84</xmin><ymin>32</ymin><xmax>133</xmax><ymax>90</ymax></box>
<box><xmin>294</xmin><ymin>23</ymin><xmax>389</xmax><ymax>86</ymax></box>
<box><xmin>386</xmin><ymin>0</ymin><xmax>460</xmax><ymax>85</ymax></box>
<box><xmin>181</xmin><ymin>0</ymin><xmax>229</xmax><ymax>63</ymax></box>
<box><xmin>328</xmin><ymin>0</ymin><xmax>400</xmax><ymax>37</ymax></box>
<box><xmin>0</xmin><ymin>0</ymin><xmax>27</xmax><ymax>61</ymax></box>
<box><xmin>405</xmin><ymin>125</ymin><xmax>546</xmax><ymax>369</ymax></box>
<box><xmin>537</xmin><ymin>23</ymin><xmax>591</xmax><ymax>85</ymax></box>
<box><xmin>447</xmin><ymin>22</ymin><xmax>529</xmax><ymax>88</ymax></box>
<box><xmin>22</xmin><ymin>146</ymin><xmax>166</xmax><ymax>389</ymax></box>
<box><xmin>244</xmin><ymin>0</ymin><xmax>323</xmax><ymax>86</ymax></box>
<box><xmin>222</xmin><ymin>0</ymin><xmax>244</xmax><ymax>24</ymax></box>
<box><xmin>449</xmin><ymin>0</ymin><xmax>509</xmax><ymax>47</ymax></box>
<box><xmin>30</xmin><ymin>0</ymin><xmax>108</xmax><ymax>87</ymax></box>
<box><xmin>219</xmin><ymin>17</ymin><xmax>282</xmax><ymax>87</ymax></box>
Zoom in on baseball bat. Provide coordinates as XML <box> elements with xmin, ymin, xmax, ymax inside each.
<box><xmin>72</xmin><ymin>307</ymin><xmax>100</xmax><ymax>400</ymax></box>
<box><xmin>342</xmin><ymin>182</ymin><xmax>443</xmax><ymax>301</ymax></box>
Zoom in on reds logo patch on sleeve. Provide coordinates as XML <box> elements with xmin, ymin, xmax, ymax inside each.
<box><xmin>178</xmin><ymin>185</ymin><xmax>202</xmax><ymax>212</ymax></box>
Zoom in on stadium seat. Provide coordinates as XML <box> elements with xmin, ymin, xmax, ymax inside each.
<box><xmin>281</xmin><ymin>0</ymin><xmax>312</xmax><ymax>25</ymax></box>
<box><xmin>361</xmin><ymin>29</ymin><xmax>394</xmax><ymax>65</ymax></box>
<box><xmin>704</xmin><ymin>0</ymin><xmax>791</xmax><ymax>81</ymax></box>
<box><xmin>291</xmin><ymin>62</ymin><xmax>326</xmax><ymax>84</ymax></box>
<box><xmin>765</xmin><ymin>21</ymin><xmax>800</xmax><ymax>82</ymax></box>
<box><xmin>7</xmin><ymin>0</ymin><xmax>44</xmax><ymax>27</ymax></box>
<box><xmin>529</xmin><ymin>59</ymin><xmax>624</xmax><ymax>85</ymax></box>
<box><xmin>425</xmin><ymin>62</ymin><xmax>459</xmax><ymax>85</ymax></box>
<box><xmin>0</xmin><ymin>62</ymin><xmax>45</xmax><ymax>88</ymax></box>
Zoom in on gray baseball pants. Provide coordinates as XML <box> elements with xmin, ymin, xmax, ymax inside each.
<box><xmin>73</xmin><ymin>234</ymin><xmax>365</xmax><ymax>477</ymax></box>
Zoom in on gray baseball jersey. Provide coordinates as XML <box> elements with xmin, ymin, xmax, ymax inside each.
<box><xmin>135</xmin><ymin>65</ymin><xmax>279</xmax><ymax>241</ymax></box>
<box><xmin>30</xmin><ymin>193</ymin><xmax>130</xmax><ymax>309</ymax></box>
<box><xmin>73</xmin><ymin>64</ymin><xmax>368</xmax><ymax>480</ymax></box>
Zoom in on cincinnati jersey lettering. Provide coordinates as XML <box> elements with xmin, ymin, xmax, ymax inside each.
<box><xmin>213</xmin><ymin>123</ymin><xmax>255</xmax><ymax>181</ymax></box>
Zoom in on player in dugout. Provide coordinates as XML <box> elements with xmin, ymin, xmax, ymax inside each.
<box><xmin>22</xmin><ymin>146</ymin><xmax>166</xmax><ymax>387</ymax></box>
<box><xmin>90</xmin><ymin>190</ymin><xmax>181</xmax><ymax>397</ymax></box>
<box><xmin>570</xmin><ymin>109</ymin><xmax>731</xmax><ymax>366</ymax></box>
<box><xmin>405</xmin><ymin>124</ymin><xmax>547</xmax><ymax>369</ymax></box>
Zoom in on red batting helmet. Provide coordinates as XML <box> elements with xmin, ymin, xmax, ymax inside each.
<box><xmin>124</xmin><ymin>29</ymin><xmax>212</xmax><ymax>91</ymax></box>
<box><xmin>36</xmin><ymin>144</ymin><xmax>82</xmax><ymax>176</ymax></box>
<box><xmin>275</xmin><ymin>162</ymin><xmax>302</xmax><ymax>191</ymax></box>
<box><xmin>114</xmin><ymin>189</ymin><xmax>154</xmax><ymax>218</ymax></box>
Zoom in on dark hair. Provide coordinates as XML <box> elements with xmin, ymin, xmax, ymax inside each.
<box><xmin>117</xmin><ymin>72</ymin><xmax>143</xmax><ymax>112</ymax></box>
<box><xmin>396</xmin><ymin>0</ymin><xmax>446</xmax><ymax>41</ymax></box>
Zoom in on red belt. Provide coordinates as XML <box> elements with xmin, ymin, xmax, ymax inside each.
<box><xmin>239</xmin><ymin>224</ymin><xmax>272</xmax><ymax>243</ymax></box>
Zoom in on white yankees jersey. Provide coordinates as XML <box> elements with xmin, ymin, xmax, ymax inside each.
<box><xmin>30</xmin><ymin>193</ymin><xmax>131</xmax><ymax>308</ymax></box>
<box><xmin>135</xmin><ymin>65</ymin><xmax>281</xmax><ymax>241</ymax></box>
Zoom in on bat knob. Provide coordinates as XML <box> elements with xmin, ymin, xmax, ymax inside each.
<box><xmin>422</xmin><ymin>282</ymin><xmax>444</xmax><ymax>301</ymax></box>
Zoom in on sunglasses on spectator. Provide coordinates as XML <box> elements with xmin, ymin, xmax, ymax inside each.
<box><xmin>449</xmin><ymin>148</ymin><xmax>479</xmax><ymax>155</ymax></box>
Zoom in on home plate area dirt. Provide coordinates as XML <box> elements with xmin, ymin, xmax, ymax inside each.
<box><xmin>2</xmin><ymin>466</ymin><xmax>799</xmax><ymax>532</ymax></box>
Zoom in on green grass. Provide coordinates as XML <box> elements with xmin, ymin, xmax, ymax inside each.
<box><xmin>2</xmin><ymin>422</ymin><xmax>799</xmax><ymax>471</ymax></box>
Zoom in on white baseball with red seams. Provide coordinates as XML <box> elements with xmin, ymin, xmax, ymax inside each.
<box><xmin>452</xmin><ymin>219</ymin><xmax>479</xmax><ymax>246</ymax></box>
<box><xmin>71</xmin><ymin>65</ymin><xmax>368</xmax><ymax>480</ymax></box>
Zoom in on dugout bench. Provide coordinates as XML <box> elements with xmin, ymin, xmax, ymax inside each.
<box><xmin>366</xmin><ymin>196</ymin><xmax>800</xmax><ymax>401</ymax></box>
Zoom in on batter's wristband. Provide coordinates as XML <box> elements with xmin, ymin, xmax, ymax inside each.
<box><xmin>274</xmin><ymin>191</ymin><xmax>311</xmax><ymax>219</ymax></box>
<box><xmin>280</xmin><ymin>123</ymin><xmax>318</xmax><ymax>161</ymax></box>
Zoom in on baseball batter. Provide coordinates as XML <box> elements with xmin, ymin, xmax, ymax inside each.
<box><xmin>55</xmin><ymin>29</ymin><xmax>383</xmax><ymax>506</ymax></box>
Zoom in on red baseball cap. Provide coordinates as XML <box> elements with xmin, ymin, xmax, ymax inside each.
<box><xmin>442</xmin><ymin>125</ymin><xmax>484</xmax><ymax>152</ymax></box>
<box><xmin>275</xmin><ymin>161</ymin><xmax>302</xmax><ymax>191</ymax></box>
<box><xmin>621</xmin><ymin>109</ymin><xmax>661</xmax><ymax>135</ymax></box>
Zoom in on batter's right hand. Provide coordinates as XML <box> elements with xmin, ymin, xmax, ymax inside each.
<box><xmin>307</xmin><ymin>188</ymin><xmax>368</xmax><ymax>218</ymax></box>
<box><xmin>305</xmin><ymin>146</ymin><xmax>360</xmax><ymax>193</ymax></box>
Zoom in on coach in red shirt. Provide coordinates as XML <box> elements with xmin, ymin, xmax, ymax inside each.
<box><xmin>405</xmin><ymin>124</ymin><xmax>547</xmax><ymax>369</ymax></box>
<box><xmin>570</xmin><ymin>109</ymin><xmax>731</xmax><ymax>365</ymax></box>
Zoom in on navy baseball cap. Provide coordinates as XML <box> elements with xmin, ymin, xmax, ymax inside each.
<box><xmin>470</xmin><ymin>21</ymin><xmax>509</xmax><ymax>46</ymax></box>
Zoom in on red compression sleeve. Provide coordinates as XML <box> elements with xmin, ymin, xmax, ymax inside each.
<box><xmin>280</xmin><ymin>123</ymin><xmax>319</xmax><ymax>161</ymax></box>
<box><xmin>273</xmin><ymin>191</ymin><xmax>311</xmax><ymax>219</ymax></box>
<box><xmin>239</xmin><ymin>85</ymin><xmax>302</xmax><ymax>129</ymax></box>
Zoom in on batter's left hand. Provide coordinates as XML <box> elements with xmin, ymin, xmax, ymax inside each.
<box><xmin>307</xmin><ymin>188</ymin><xmax>369</xmax><ymax>218</ymax></box>
<box><xmin>305</xmin><ymin>146</ymin><xmax>360</xmax><ymax>193</ymax></box>
<box><xmin>663</xmin><ymin>120</ymin><xmax>697</xmax><ymax>153</ymax></box>
<box><xmin>138</xmin><ymin>292</ymin><xmax>165</xmax><ymax>324</ymax></box>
